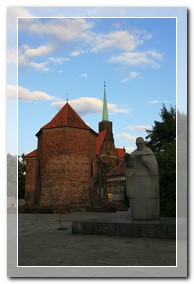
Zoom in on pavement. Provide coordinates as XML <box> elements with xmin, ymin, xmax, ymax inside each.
<box><xmin>18</xmin><ymin>211</ymin><xmax>176</xmax><ymax>267</ymax></box>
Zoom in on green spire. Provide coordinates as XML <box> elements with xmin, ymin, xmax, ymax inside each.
<box><xmin>102</xmin><ymin>81</ymin><xmax>109</xmax><ymax>121</ymax></box>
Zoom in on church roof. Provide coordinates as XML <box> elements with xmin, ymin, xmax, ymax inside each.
<box><xmin>37</xmin><ymin>102</ymin><xmax>97</xmax><ymax>135</ymax></box>
<box><xmin>24</xmin><ymin>149</ymin><xmax>37</xmax><ymax>159</ymax></box>
<box><xmin>116</xmin><ymin>148</ymin><xmax>126</xmax><ymax>159</ymax></box>
<box><xmin>96</xmin><ymin>130</ymin><xmax>107</xmax><ymax>154</ymax></box>
<box><xmin>102</xmin><ymin>82</ymin><xmax>109</xmax><ymax>121</ymax></box>
<box><xmin>107</xmin><ymin>160</ymin><xmax>125</xmax><ymax>177</ymax></box>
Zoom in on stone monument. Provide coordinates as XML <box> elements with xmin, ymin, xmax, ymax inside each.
<box><xmin>124</xmin><ymin>137</ymin><xmax>160</xmax><ymax>219</ymax></box>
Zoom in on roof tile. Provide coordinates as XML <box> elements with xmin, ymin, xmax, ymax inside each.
<box><xmin>96</xmin><ymin>130</ymin><xmax>107</xmax><ymax>154</ymax></box>
<box><xmin>107</xmin><ymin>160</ymin><xmax>125</xmax><ymax>177</ymax></box>
<box><xmin>42</xmin><ymin>102</ymin><xmax>91</xmax><ymax>130</ymax></box>
<box><xmin>116</xmin><ymin>148</ymin><xmax>126</xmax><ymax>159</ymax></box>
<box><xmin>24</xmin><ymin>149</ymin><xmax>37</xmax><ymax>158</ymax></box>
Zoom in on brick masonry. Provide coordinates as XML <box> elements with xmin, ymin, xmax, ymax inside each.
<box><xmin>24</xmin><ymin>102</ymin><xmax>125</xmax><ymax>212</ymax></box>
<box><xmin>25</xmin><ymin>158</ymin><xmax>37</xmax><ymax>207</ymax></box>
<box><xmin>25</xmin><ymin>126</ymin><xmax>98</xmax><ymax>210</ymax></box>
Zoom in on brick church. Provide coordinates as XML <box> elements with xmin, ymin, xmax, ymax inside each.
<box><xmin>24</xmin><ymin>83</ymin><xmax>126</xmax><ymax>212</ymax></box>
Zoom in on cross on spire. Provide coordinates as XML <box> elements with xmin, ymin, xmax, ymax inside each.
<box><xmin>66</xmin><ymin>93</ymin><xmax>69</xmax><ymax>103</ymax></box>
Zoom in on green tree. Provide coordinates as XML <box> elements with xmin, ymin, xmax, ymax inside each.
<box><xmin>177</xmin><ymin>110</ymin><xmax>187</xmax><ymax>217</ymax></box>
<box><xmin>7</xmin><ymin>154</ymin><xmax>17</xmax><ymax>197</ymax></box>
<box><xmin>18</xmin><ymin>153</ymin><xmax>26</xmax><ymax>199</ymax></box>
<box><xmin>146</xmin><ymin>104</ymin><xmax>176</xmax><ymax>217</ymax></box>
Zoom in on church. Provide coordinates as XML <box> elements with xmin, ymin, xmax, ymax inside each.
<box><xmin>24</xmin><ymin>83</ymin><xmax>126</xmax><ymax>212</ymax></box>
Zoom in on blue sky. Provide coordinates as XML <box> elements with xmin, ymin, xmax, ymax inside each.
<box><xmin>7</xmin><ymin>8</ymin><xmax>180</xmax><ymax>156</ymax></box>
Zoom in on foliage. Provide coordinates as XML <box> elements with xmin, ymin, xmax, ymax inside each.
<box><xmin>177</xmin><ymin>110</ymin><xmax>187</xmax><ymax>217</ymax></box>
<box><xmin>7</xmin><ymin>153</ymin><xmax>26</xmax><ymax>199</ymax></box>
<box><xmin>177</xmin><ymin>110</ymin><xmax>187</xmax><ymax>161</ymax></box>
<box><xmin>146</xmin><ymin>104</ymin><xmax>176</xmax><ymax>217</ymax></box>
<box><xmin>7</xmin><ymin>154</ymin><xmax>17</xmax><ymax>197</ymax></box>
<box><xmin>18</xmin><ymin>154</ymin><xmax>26</xmax><ymax>199</ymax></box>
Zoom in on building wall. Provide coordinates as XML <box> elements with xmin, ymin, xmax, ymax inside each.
<box><xmin>107</xmin><ymin>176</ymin><xmax>126</xmax><ymax>202</ymax></box>
<box><xmin>36</xmin><ymin>127</ymin><xmax>98</xmax><ymax>209</ymax></box>
<box><xmin>98</xmin><ymin>121</ymin><xmax>119</xmax><ymax>169</ymax></box>
<box><xmin>25</xmin><ymin>158</ymin><xmax>37</xmax><ymax>207</ymax></box>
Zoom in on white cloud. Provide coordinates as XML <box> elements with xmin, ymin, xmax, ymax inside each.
<box><xmin>19</xmin><ymin>18</ymin><xmax>155</xmax><ymax>59</ymax></box>
<box><xmin>52</xmin><ymin>97</ymin><xmax>129</xmax><ymax>116</ymax></box>
<box><xmin>126</xmin><ymin>125</ymin><xmax>151</xmax><ymax>132</ymax></box>
<box><xmin>116</xmin><ymin>133</ymin><xmax>131</xmax><ymax>139</ymax></box>
<box><xmin>18</xmin><ymin>45</ymin><xmax>51</xmax><ymax>72</ymax></box>
<box><xmin>121</xmin><ymin>71</ymin><xmax>141</xmax><ymax>83</ymax></box>
<box><xmin>148</xmin><ymin>100</ymin><xmax>171</xmax><ymax>106</ymax></box>
<box><xmin>80</xmin><ymin>73</ymin><xmax>88</xmax><ymax>77</ymax></box>
<box><xmin>18</xmin><ymin>45</ymin><xmax>70</xmax><ymax>72</ymax></box>
<box><xmin>108</xmin><ymin>51</ymin><xmax>162</xmax><ymax>68</ymax></box>
<box><xmin>147</xmin><ymin>51</ymin><xmax>162</xmax><ymax>59</ymax></box>
<box><xmin>70</xmin><ymin>50</ymin><xmax>85</xmax><ymax>57</ymax></box>
<box><xmin>29</xmin><ymin>18</ymin><xmax>94</xmax><ymax>43</ymax></box>
<box><xmin>86</xmin><ymin>28</ymin><xmax>153</xmax><ymax>54</ymax></box>
<box><xmin>18</xmin><ymin>54</ymin><xmax>49</xmax><ymax>72</ymax></box>
<box><xmin>116</xmin><ymin>133</ymin><xmax>137</xmax><ymax>142</ymax></box>
<box><xmin>125</xmin><ymin>146</ymin><xmax>136</xmax><ymax>153</ymax></box>
<box><xmin>30</xmin><ymin>61</ymin><xmax>49</xmax><ymax>72</ymax></box>
<box><xmin>89</xmin><ymin>30</ymin><xmax>140</xmax><ymax>53</ymax></box>
<box><xmin>48</xmin><ymin>57</ymin><xmax>70</xmax><ymax>64</ymax></box>
<box><xmin>17</xmin><ymin>18</ymin><xmax>162</xmax><ymax>78</ymax></box>
<box><xmin>7</xmin><ymin>84</ymin><xmax>60</xmax><ymax>101</ymax></box>
<box><xmin>18</xmin><ymin>86</ymin><xmax>56</xmax><ymax>101</ymax></box>
<box><xmin>148</xmin><ymin>100</ymin><xmax>160</xmax><ymax>105</ymax></box>
<box><xmin>24</xmin><ymin>44</ymin><xmax>54</xmax><ymax>57</ymax></box>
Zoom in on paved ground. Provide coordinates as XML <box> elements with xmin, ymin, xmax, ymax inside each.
<box><xmin>18</xmin><ymin>212</ymin><xmax>176</xmax><ymax>267</ymax></box>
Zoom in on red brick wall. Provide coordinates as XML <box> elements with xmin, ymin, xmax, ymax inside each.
<box><xmin>25</xmin><ymin>158</ymin><xmax>37</xmax><ymax>207</ymax></box>
<box><xmin>37</xmin><ymin>127</ymin><xmax>97</xmax><ymax>209</ymax></box>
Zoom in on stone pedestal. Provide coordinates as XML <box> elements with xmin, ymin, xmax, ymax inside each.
<box><xmin>126</xmin><ymin>175</ymin><xmax>160</xmax><ymax>220</ymax></box>
<box><xmin>72</xmin><ymin>212</ymin><xmax>176</xmax><ymax>239</ymax></box>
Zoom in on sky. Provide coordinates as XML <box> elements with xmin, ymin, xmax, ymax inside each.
<box><xmin>2</xmin><ymin>3</ymin><xmax>190</xmax><ymax>281</ymax></box>
<box><xmin>7</xmin><ymin>8</ymin><xmax>179</xmax><ymax>156</ymax></box>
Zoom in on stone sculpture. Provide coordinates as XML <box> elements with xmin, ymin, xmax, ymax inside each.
<box><xmin>124</xmin><ymin>137</ymin><xmax>160</xmax><ymax>219</ymax></box>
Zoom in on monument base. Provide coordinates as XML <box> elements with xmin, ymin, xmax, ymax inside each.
<box><xmin>72</xmin><ymin>212</ymin><xmax>176</xmax><ymax>239</ymax></box>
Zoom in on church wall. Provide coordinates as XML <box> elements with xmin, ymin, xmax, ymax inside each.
<box><xmin>25</xmin><ymin>158</ymin><xmax>37</xmax><ymax>207</ymax></box>
<box><xmin>37</xmin><ymin>127</ymin><xmax>97</xmax><ymax>209</ymax></box>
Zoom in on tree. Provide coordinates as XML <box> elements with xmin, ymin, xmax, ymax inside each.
<box><xmin>18</xmin><ymin>153</ymin><xmax>26</xmax><ymax>199</ymax></box>
<box><xmin>146</xmin><ymin>104</ymin><xmax>176</xmax><ymax>217</ymax></box>
<box><xmin>177</xmin><ymin>110</ymin><xmax>187</xmax><ymax>218</ymax></box>
<box><xmin>7</xmin><ymin>154</ymin><xmax>17</xmax><ymax>197</ymax></box>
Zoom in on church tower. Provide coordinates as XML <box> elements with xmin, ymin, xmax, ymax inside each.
<box><xmin>97</xmin><ymin>82</ymin><xmax>118</xmax><ymax>167</ymax></box>
<box><xmin>25</xmin><ymin>102</ymin><xmax>98</xmax><ymax>211</ymax></box>
<box><xmin>99</xmin><ymin>82</ymin><xmax>113</xmax><ymax>135</ymax></box>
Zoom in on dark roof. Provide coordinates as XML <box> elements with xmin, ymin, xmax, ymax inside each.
<box><xmin>39</xmin><ymin>102</ymin><xmax>97</xmax><ymax>134</ymax></box>
<box><xmin>107</xmin><ymin>160</ymin><xmax>125</xmax><ymax>177</ymax></box>
<box><xmin>96</xmin><ymin>130</ymin><xmax>107</xmax><ymax>154</ymax></box>
<box><xmin>116</xmin><ymin>148</ymin><xmax>126</xmax><ymax>159</ymax></box>
<box><xmin>24</xmin><ymin>149</ymin><xmax>37</xmax><ymax>159</ymax></box>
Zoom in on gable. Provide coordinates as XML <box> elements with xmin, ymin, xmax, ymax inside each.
<box><xmin>42</xmin><ymin>102</ymin><xmax>91</xmax><ymax>130</ymax></box>
<box><xmin>107</xmin><ymin>160</ymin><xmax>125</xmax><ymax>177</ymax></box>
